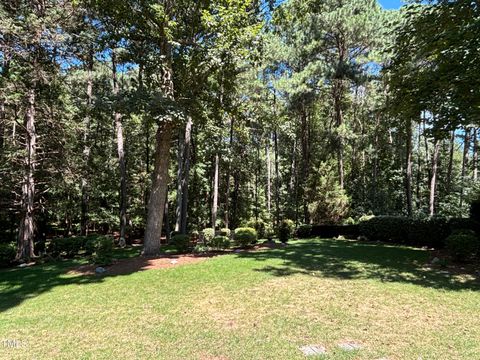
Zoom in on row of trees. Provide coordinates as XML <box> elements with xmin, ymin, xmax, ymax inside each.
<box><xmin>1</xmin><ymin>0</ymin><xmax>479</xmax><ymax>261</ymax></box>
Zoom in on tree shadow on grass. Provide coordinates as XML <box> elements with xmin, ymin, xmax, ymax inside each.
<box><xmin>236</xmin><ymin>239</ymin><xmax>480</xmax><ymax>291</ymax></box>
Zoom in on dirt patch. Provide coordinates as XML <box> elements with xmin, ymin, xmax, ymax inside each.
<box><xmin>68</xmin><ymin>254</ymin><xmax>214</xmax><ymax>276</ymax></box>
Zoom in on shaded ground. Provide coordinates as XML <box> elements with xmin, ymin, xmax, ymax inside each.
<box><xmin>68</xmin><ymin>254</ymin><xmax>212</xmax><ymax>276</ymax></box>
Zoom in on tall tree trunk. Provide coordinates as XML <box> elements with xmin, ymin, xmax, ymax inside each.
<box><xmin>211</xmin><ymin>153</ymin><xmax>219</xmax><ymax>229</ymax></box>
<box><xmin>459</xmin><ymin>127</ymin><xmax>471</xmax><ymax>209</ymax></box>
<box><xmin>300</xmin><ymin>103</ymin><xmax>310</xmax><ymax>223</ymax></box>
<box><xmin>144</xmin><ymin>121</ymin><xmax>174</xmax><ymax>255</ymax></box>
<box><xmin>81</xmin><ymin>52</ymin><xmax>93</xmax><ymax>236</ymax></box>
<box><xmin>429</xmin><ymin>139</ymin><xmax>441</xmax><ymax>216</ymax></box>
<box><xmin>112</xmin><ymin>50</ymin><xmax>127</xmax><ymax>247</ymax></box>
<box><xmin>175</xmin><ymin>128</ymin><xmax>184</xmax><ymax>232</ymax></box>
<box><xmin>17</xmin><ymin>88</ymin><xmax>36</xmax><ymax>261</ymax></box>
<box><xmin>274</xmin><ymin>128</ymin><xmax>280</xmax><ymax>227</ymax></box>
<box><xmin>473</xmin><ymin>128</ymin><xmax>478</xmax><ymax>181</ymax></box>
<box><xmin>224</xmin><ymin>116</ymin><xmax>234</xmax><ymax>229</ymax></box>
<box><xmin>446</xmin><ymin>130</ymin><xmax>455</xmax><ymax>194</ymax></box>
<box><xmin>0</xmin><ymin>98</ymin><xmax>5</xmax><ymax>152</ymax></box>
<box><xmin>266</xmin><ymin>137</ymin><xmax>272</xmax><ymax>217</ymax></box>
<box><xmin>405</xmin><ymin>118</ymin><xmax>413</xmax><ymax>216</ymax></box>
<box><xmin>333</xmin><ymin>79</ymin><xmax>345</xmax><ymax>189</ymax></box>
<box><xmin>175</xmin><ymin>117</ymin><xmax>192</xmax><ymax>234</ymax></box>
<box><xmin>415</xmin><ymin>123</ymin><xmax>422</xmax><ymax>210</ymax></box>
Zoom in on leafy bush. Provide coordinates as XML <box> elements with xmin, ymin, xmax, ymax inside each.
<box><xmin>47</xmin><ymin>237</ymin><xmax>87</xmax><ymax>258</ymax></box>
<box><xmin>445</xmin><ymin>233</ymin><xmax>480</xmax><ymax>262</ymax></box>
<box><xmin>407</xmin><ymin>217</ymin><xmax>449</xmax><ymax>247</ymax></box>
<box><xmin>234</xmin><ymin>227</ymin><xmax>257</xmax><ymax>247</ymax></box>
<box><xmin>470</xmin><ymin>199</ymin><xmax>480</xmax><ymax>223</ymax></box>
<box><xmin>296</xmin><ymin>224</ymin><xmax>312</xmax><ymax>238</ymax></box>
<box><xmin>448</xmin><ymin>218</ymin><xmax>480</xmax><ymax>235</ymax></box>
<box><xmin>190</xmin><ymin>230</ymin><xmax>200</xmax><ymax>241</ymax></box>
<box><xmin>359</xmin><ymin>216</ymin><xmax>410</xmax><ymax>243</ymax></box>
<box><xmin>210</xmin><ymin>236</ymin><xmax>231</xmax><ymax>250</ymax></box>
<box><xmin>171</xmin><ymin>234</ymin><xmax>191</xmax><ymax>253</ymax></box>
<box><xmin>202</xmin><ymin>228</ymin><xmax>215</xmax><ymax>243</ymax></box>
<box><xmin>193</xmin><ymin>244</ymin><xmax>208</xmax><ymax>254</ymax></box>
<box><xmin>343</xmin><ymin>217</ymin><xmax>356</xmax><ymax>225</ymax></box>
<box><xmin>278</xmin><ymin>219</ymin><xmax>295</xmax><ymax>243</ymax></box>
<box><xmin>218</xmin><ymin>228</ymin><xmax>231</xmax><ymax>238</ymax></box>
<box><xmin>246</xmin><ymin>218</ymin><xmax>266</xmax><ymax>239</ymax></box>
<box><xmin>85</xmin><ymin>236</ymin><xmax>114</xmax><ymax>265</ymax></box>
<box><xmin>0</xmin><ymin>243</ymin><xmax>16</xmax><ymax>267</ymax></box>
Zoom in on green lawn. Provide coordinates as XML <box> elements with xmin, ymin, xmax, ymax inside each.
<box><xmin>1</xmin><ymin>239</ymin><xmax>479</xmax><ymax>359</ymax></box>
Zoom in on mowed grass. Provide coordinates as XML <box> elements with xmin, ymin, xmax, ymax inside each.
<box><xmin>0</xmin><ymin>239</ymin><xmax>479</xmax><ymax>360</ymax></box>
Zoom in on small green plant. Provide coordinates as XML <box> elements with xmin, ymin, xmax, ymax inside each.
<box><xmin>234</xmin><ymin>227</ymin><xmax>257</xmax><ymax>247</ymax></box>
<box><xmin>445</xmin><ymin>233</ymin><xmax>480</xmax><ymax>262</ymax></box>
<box><xmin>193</xmin><ymin>244</ymin><xmax>209</xmax><ymax>254</ymax></box>
<box><xmin>0</xmin><ymin>243</ymin><xmax>16</xmax><ymax>267</ymax></box>
<box><xmin>171</xmin><ymin>234</ymin><xmax>191</xmax><ymax>253</ymax></box>
<box><xmin>210</xmin><ymin>236</ymin><xmax>231</xmax><ymax>250</ymax></box>
<box><xmin>246</xmin><ymin>218</ymin><xmax>267</xmax><ymax>239</ymax></box>
<box><xmin>296</xmin><ymin>224</ymin><xmax>312</xmax><ymax>238</ymax></box>
<box><xmin>218</xmin><ymin>228</ymin><xmax>231</xmax><ymax>238</ymax></box>
<box><xmin>277</xmin><ymin>219</ymin><xmax>295</xmax><ymax>243</ymax></box>
<box><xmin>202</xmin><ymin>228</ymin><xmax>215</xmax><ymax>244</ymax></box>
<box><xmin>85</xmin><ymin>236</ymin><xmax>114</xmax><ymax>265</ymax></box>
<box><xmin>47</xmin><ymin>237</ymin><xmax>86</xmax><ymax>258</ymax></box>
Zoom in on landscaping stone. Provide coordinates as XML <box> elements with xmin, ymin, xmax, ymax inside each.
<box><xmin>95</xmin><ymin>266</ymin><xmax>106</xmax><ymax>274</ymax></box>
<box><xmin>338</xmin><ymin>341</ymin><xmax>363</xmax><ymax>351</ymax></box>
<box><xmin>170</xmin><ymin>259</ymin><xmax>178</xmax><ymax>264</ymax></box>
<box><xmin>431</xmin><ymin>257</ymin><xmax>440</xmax><ymax>264</ymax></box>
<box><xmin>299</xmin><ymin>345</ymin><xmax>327</xmax><ymax>356</ymax></box>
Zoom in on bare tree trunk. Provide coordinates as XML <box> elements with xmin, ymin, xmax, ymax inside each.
<box><xmin>144</xmin><ymin>121</ymin><xmax>174</xmax><ymax>255</ymax></box>
<box><xmin>460</xmin><ymin>127</ymin><xmax>471</xmax><ymax>209</ymax></box>
<box><xmin>274</xmin><ymin>128</ymin><xmax>280</xmax><ymax>227</ymax></box>
<box><xmin>17</xmin><ymin>88</ymin><xmax>36</xmax><ymax>261</ymax></box>
<box><xmin>112</xmin><ymin>50</ymin><xmax>127</xmax><ymax>247</ymax></box>
<box><xmin>266</xmin><ymin>137</ymin><xmax>272</xmax><ymax>217</ymax></box>
<box><xmin>224</xmin><ymin>116</ymin><xmax>234</xmax><ymax>229</ymax></box>
<box><xmin>429</xmin><ymin>139</ymin><xmax>441</xmax><ymax>216</ymax></box>
<box><xmin>211</xmin><ymin>153</ymin><xmax>219</xmax><ymax>229</ymax></box>
<box><xmin>473</xmin><ymin>128</ymin><xmax>478</xmax><ymax>181</ymax></box>
<box><xmin>164</xmin><ymin>191</ymin><xmax>170</xmax><ymax>243</ymax></box>
<box><xmin>405</xmin><ymin>118</ymin><xmax>413</xmax><ymax>216</ymax></box>
<box><xmin>81</xmin><ymin>52</ymin><xmax>93</xmax><ymax>236</ymax></box>
<box><xmin>415</xmin><ymin>123</ymin><xmax>422</xmax><ymax>210</ymax></box>
<box><xmin>0</xmin><ymin>98</ymin><xmax>5</xmax><ymax>152</ymax></box>
<box><xmin>175</xmin><ymin>117</ymin><xmax>192</xmax><ymax>234</ymax></box>
<box><xmin>446</xmin><ymin>130</ymin><xmax>455</xmax><ymax>194</ymax></box>
<box><xmin>300</xmin><ymin>104</ymin><xmax>310</xmax><ymax>223</ymax></box>
<box><xmin>333</xmin><ymin>79</ymin><xmax>345</xmax><ymax>189</ymax></box>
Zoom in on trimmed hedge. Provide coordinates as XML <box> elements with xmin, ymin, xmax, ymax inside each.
<box><xmin>85</xmin><ymin>236</ymin><xmax>114</xmax><ymax>265</ymax></box>
<box><xmin>202</xmin><ymin>228</ymin><xmax>215</xmax><ymax>243</ymax></box>
<box><xmin>47</xmin><ymin>236</ymin><xmax>88</xmax><ymax>258</ymax></box>
<box><xmin>296</xmin><ymin>224</ymin><xmax>313</xmax><ymax>238</ymax></box>
<box><xmin>210</xmin><ymin>236</ymin><xmax>231</xmax><ymax>250</ymax></box>
<box><xmin>310</xmin><ymin>224</ymin><xmax>359</xmax><ymax>239</ymax></box>
<box><xmin>359</xmin><ymin>216</ymin><xmax>480</xmax><ymax>248</ymax></box>
<box><xmin>246</xmin><ymin>219</ymin><xmax>267</xmax><ymax>239</ymax></box>
<box><xmin>234</xmin><ymin>228</ymin><xmax>257</xmax><ymax>247</ymax></box>
<box><xmin>445</xmin><ymin>233</ymin><xmax>480</xmax><ymax>262</ymax></box>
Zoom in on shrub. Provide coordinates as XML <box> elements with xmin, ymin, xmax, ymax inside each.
<box><xmin>448</xmin><ymin>218</ymin><xmax>480</xmax><ymax>235</ymax></box>
<box><xmin>246</xmin><ymin>219</ymin><xmax>266</xmax><ymax>239</ymax></box>
<box><xmin>210</xmin><ymin>236</ymin><xmax>231</xmax><ymax>250</ymax></box>
<box><xmin>193</xmin><ymin>244</ymin><xmax>208</xmax><ymax>254</ymax></box>
<box><xmin>85</xmin><ymin>236</ymin><xmax>114</xmax><ymax>265</ymax></box>
<box><xmin>171</xmin><ymin>234</ymin><xmax>191</xmax><ymax>253</ymax></box>
<box><xmin>234</xmin><ymin>227</ymin><xmax>257</xmax><ymax>247</ymax></box>
<box><xmin>278</xmin><ymin>219</ymin><xmax>295</xmax><ymax>243</ymax></box>
<box><xmin>47</xmin><ymin>237</ymin><xmax>86</xmax><ymax>258</ymax></box>
<box><xmin>445</xmin><ymin>233</ymin><xmax>480</xmax><ymax>262</ymax></box>
<box><xmin>359</xmin><ymin>216</ymin><xmax>410</xmax><ymax>243</ymax></box>
<box><xmin>343</xmin><ymin>217</ymin><xmax>356</xmax><ymax>225</ymax></box>
<box><xmin>202</xmin><ymin>228</ymin><xmax>215</xmax><ymax>243</ymax></box>
<box><xmin>190</xmin><ymin>230</ymin><xmax>200</xmax><ymax>241</ymax></box>
<box><xmin>218</xmin><ymin>228</ymin><xmax>231</xmax><ymax>238</ymax></box>
<box><xmin>296</xmin><ymin>224</ymin><xmax>312</xmax><ymax>238</ymax></box>
<box><xmin>407</xmin><ymin>217</ymin><xmax>449</xmax><ymax>247</ymax></box>
<box><xmin>470</xmin><ymin>199</ymin><xmax>480</xmax><ymax>223</ymax></box>
<box><xmin>0</xmin><ymin>243</ymin><xmax>16</xmax><ymax>267</ymax></box>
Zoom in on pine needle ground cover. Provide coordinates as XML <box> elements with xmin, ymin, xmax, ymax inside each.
<box><xmin>1</xmin><ymin>239</ymin><xmax>479</xmax><ymax>359</ymax></box>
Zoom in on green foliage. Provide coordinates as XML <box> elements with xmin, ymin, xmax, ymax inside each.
<box><xmin>277</xmin><ymin>219</ymin><xmax>295</xmax><ymax>243</ymax></box>
<box><xmin>470</xmin><ymin>199</ymin><xmax>480</xmax><ymax>223</ymax></box>
<box><xmin>234</xmin><ymin>227</ymin><xmax>257</xmax><ymax>247</ymax></box>
<box><xmin>296</xmin><ymin>224</ymin><xmax>312</xmax><ymax>239</ymax></box>
<box><xmin>210</xmin><ymin>236</ymin><xmax>231</xmax><ymax>251</ymax></box>
<box><xmin>193</xmin><ymin>244</ymin><xmax>209</xmax><ymax>254</ymax></box>
<box><xmin>202</xmin><ymin>228</ymin><xmax>215</xmax><ymax>243</ymax></box>
<box><xmin>445</xmin><ymin>233</ymin><xmax>480</xmax><ymax>262</ymax></box>
<box><xmin>85</xmin><ymin>236</ymin><xmax>114</xmax><ymax>265</ymax></box>
<box><xmin>246</xmin><ymin>218</ymin><xmax>267</xmax><ymax>239</ymax></box>
<box><xmin>47</xmin><ymin>237</ymin><xmax>87</xmax><ymax>258</ymax></box>
<box><xmin>307</xmin><ymin>163</ymin><xmax>350</xmax><ymax>224</ymax></box>
<box><xmin>0</xmin><ymin>243</ymin><xmax>16</xmax><ymax>267</ymax></box>
<box><xmin>171</xmin><ymin>235</ymin><xmax>191</xmax><ymax>253</ymax></box>
<box><xmin>218</xmin><ymin>228</ymin><xmax>231</xmax><ymax>238</ymax></box>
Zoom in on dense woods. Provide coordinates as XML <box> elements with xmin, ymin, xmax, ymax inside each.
<box><xmin>1</xmin><ymin>0</ymin><xmax>479</xmax><ymax>261</ymax></box>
